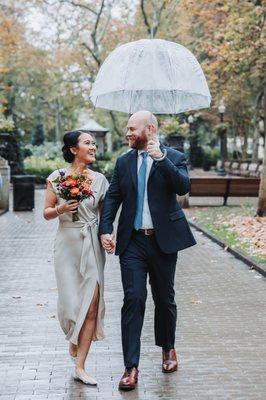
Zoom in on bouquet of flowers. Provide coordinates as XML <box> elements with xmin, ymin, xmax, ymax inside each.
<box><xmin>54</xmin><ymin>169</ymin><xmax>95</xmax><ymax>222</ymax></box>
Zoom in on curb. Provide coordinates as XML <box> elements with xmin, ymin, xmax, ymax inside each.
<box><xmin>189</xmin><ymin>220</ymin><xmax>266</xmax><ymax>278</ymax></box>
<box><xmin>0</xmin><ymin>209</ymin><xmax>8</xmax><ymax>216</ymax></box>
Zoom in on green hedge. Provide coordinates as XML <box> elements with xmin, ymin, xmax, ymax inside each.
<box><xmin>24</xmin><ymin>145</ymin><xmax>128</xmax><ymax>184</ymax></box>
<box><xmin>24</xmin><ymin>156</ymin><xmax>67</xmax><ymax>183</ymax></box>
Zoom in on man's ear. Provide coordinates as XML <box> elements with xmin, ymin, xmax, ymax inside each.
<box><xmin>149</xmin><ymin>124</ymin><xmax>156</xmax><ymax>134</ymax></box>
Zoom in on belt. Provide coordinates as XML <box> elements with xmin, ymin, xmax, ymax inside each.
<box><xmin>59</xmin><ymin>217</ymin><xmax>100</xmax><ymax>279</ymax></box>
<box><xmin>136</xmin><ymin>228</ymin><xmax>155</xmax><ymax>236</ymax></box>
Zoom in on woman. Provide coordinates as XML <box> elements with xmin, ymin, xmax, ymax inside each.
<box><xmin>43</xmin><ymin>130</ymin><xmax>109</xmax><ymax>385</ymax></box>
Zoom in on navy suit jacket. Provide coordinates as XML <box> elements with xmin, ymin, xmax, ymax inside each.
<box><xmin>99</xmin><ymin>145</ymin><xmax>197</xmax><ymax>255</ymax></box>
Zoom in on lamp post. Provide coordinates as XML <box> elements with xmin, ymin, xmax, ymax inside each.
<box><xmin>187</xmin><ymin>114</ymin><xmax>194</xmax><ymax>169</ymax></box>
<box><xmin>218</xmin><ymin>102</ymin><xmax>226</xmax><ymax>123</ymax></box>
<box><xmin>217</xmin><ymin>101</ymin><xmax>227</xmax><ymax>176</ymax></box>
<box><xmin>188</xmin><ymin>114</ymin><xmax>194</xmax><ymax>127</ymax></box>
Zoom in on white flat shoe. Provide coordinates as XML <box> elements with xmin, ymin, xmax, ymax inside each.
<box><xmin>73</xmin><ymin>368</ymin><xmax>98</xmax><ymax>386</ymax></box>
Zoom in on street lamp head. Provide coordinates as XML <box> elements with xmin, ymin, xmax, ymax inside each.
<box><xmin>188</xmin><ymin>114</ymin><xmax>194</xmax><ymax>124</ymax></box>
<box><xmin>258</xmin><ymin>119</ymin><xmax>264</xmax><ymax>133</ymax></box>
<box><xmin>218</xmin><ymin>101</ymin><xmax>226</xmax><ymax>115</ymax></box>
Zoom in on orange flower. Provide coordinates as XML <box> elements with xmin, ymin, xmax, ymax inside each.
<box><xmin>81</xmin><ymin>182</ymin><xmax>89</xmax><ymax>191</ymax></box>
<box><xmin>65</xmin><ymin>176</ymin><xmax>78</xmax><ymax>187</ymax></box>
<box><xmin>70</xmin><ymin>187</ymin><xmax>79</xmax><ymax>196</ymax></box>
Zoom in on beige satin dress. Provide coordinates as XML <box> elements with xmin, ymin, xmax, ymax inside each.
<box><xmin>46</xmin><ymin>168</ymin><xmax>109</xmax><ymax>345</ymax></box>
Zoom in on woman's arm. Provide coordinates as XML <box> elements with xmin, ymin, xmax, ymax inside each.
<box><xmin>43</xmin><ymin>182</ymin><xmax>79</xmax><ymax>220</ymax></box>
<box><xmin>43</xmin><ymin>182</ymin><xmax>62</xmax><ymax>220</ymax></box>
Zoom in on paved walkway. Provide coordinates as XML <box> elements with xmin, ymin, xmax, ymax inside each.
<box><xmin>0</xmin><ymin>190</ymin><xmax>265</xmax><ymax>400</ymax></box>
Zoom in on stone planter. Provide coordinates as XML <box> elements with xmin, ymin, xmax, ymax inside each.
<box><xmin>0</xmin><ymin>156</ymin><xmax>10</xmax><ymax>211</ymax></box>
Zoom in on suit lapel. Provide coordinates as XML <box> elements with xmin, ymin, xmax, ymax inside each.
<box><xmin>129</xmin><ymin>143</ymin><xmax>165</xmax><ymax>185</ymax></box>
<box><xmin>129</xmin><ymin>149</ymin><xmax>137</xmax><ymax>189</ymax></box>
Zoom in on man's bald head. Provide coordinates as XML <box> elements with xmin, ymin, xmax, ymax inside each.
<box><xmin>129</xmin><ymin>110</ymin><xmax>158</xmax><ymax>132</ymax></box>
<box><xmin>126</xmin><ymin>110</ymin><xmax>159</xmax><ymax>150</ymax></box>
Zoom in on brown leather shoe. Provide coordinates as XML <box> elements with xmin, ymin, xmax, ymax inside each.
<box><xmin>162</xmin><ymin>348</ymin><xmax>178</xmax><ymax>373</ymax></box>
<box><xmin>118</xmin><ymin>367</ymin><xmax>138</xmax><ymax>391</ymax></box>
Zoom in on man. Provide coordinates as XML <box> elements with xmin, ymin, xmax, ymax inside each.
<box><xmin>99</xmin><ymin>110</ymin><xmax>196</xmax><ymax>391</ymax></box>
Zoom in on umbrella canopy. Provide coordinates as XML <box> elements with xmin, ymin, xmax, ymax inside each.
<box><xmin>90</xmin><ymin>39</ymin><xmax>211</xmax><ymax>114</ymax></box>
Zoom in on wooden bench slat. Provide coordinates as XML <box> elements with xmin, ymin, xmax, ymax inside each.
<box><xmin>189</xmin><ymin>177</ymin><xmax>260</xmax><ymax>204</ymax></box>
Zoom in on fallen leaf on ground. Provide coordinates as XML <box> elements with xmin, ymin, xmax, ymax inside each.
<box><xmin>191</xmin><ymin>299</ymin><xmax>202</xmax><ymax>304</ymax></box>
<box><xmin>227</xmin><ymin>216</ymin><xmax>266</xmax><ymax>258</ymax></box>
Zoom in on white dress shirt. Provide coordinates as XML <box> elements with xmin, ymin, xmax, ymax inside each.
<box><xmin>137</xmin><ymin>150</ymin><xmax>154</xmax><ymax>229</ymax></box>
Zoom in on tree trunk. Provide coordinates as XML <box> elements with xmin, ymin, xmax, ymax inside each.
<box><xmin>252</xmin><ymin>124</ymin><xmax>260</xmax><ymax>162</ymax></box>
<box><xmin>256</xmin><ymin>139</ymin><xmax>266</xmax><ymax>216</ymax></box>
<box><xmin>241</xmin><ymin>131</ymin><xmax>248</xmax><ymax>160</ymax></box>
<box><xmin>252</xmin><ymin>89</ymin><xmax>264</xmax><ymax>162</ymax></box>
<box><xmin>256</xmin><ymin>83</ymin><xmax>266</xmax><ymax>216</ymax></box>
<box><xmin>55</xmin><ymin>98</ymin><xmax>62</xmax><ymax>142</ymax></box>
<box><xmin>109</xmin><ymin>110</ymin><xmax>121</xmax><ymax>137</ymax></box>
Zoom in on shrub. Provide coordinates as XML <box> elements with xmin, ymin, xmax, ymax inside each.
<box><xmin>22</xmin><ymin>142</ymin><xmax>63</xmax><ymax>160</ymax></box>
<box><xmin>202</xmin><ymin>146</ymin><xmax>220</xmax><ymax>168</ymax></box>
<box><xmin>24</xmin><ymin>156</ymin><xmax>67</xmax><ymax>183</ymax></box>
<box><xmin>92</xmin><ymin>160</ymin><xmax>115</xmax><ymax>181</ymax></box>
<box><xmin>0</xmin><ymin>115</ymin><xmax>14</xmax><ymax>133</ymax></box>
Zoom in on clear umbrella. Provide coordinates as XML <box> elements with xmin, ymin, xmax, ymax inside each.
<box><xmin>90</xmin><ymin>39</ymin><xmax>211</xmax><ymax>114</ymax></box>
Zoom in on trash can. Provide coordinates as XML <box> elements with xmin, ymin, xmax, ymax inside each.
<box><xmin>13</xmin><ymin>175</ymin><xmax>35</xmax><ymax>211</ymax></box>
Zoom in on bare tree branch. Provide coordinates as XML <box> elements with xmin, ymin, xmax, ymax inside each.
<box><xmin>91</xmin><ymin>0</ymin><xmax>105</xmax><ymax>45</ymax></box>
<box><xmin>58</xmin><ymin>0</ymin><xmax>97</xmax><ymax>15</ymax></box>
<box><xmin>140</xmin><ymin>0</ymin><xmax>152</xmax><ymax>37</ymax></box>
<box><xmin>81</xmin><ymin>42</ymin><xmax>101</xmax><ymax>67</ymax></box>
<box><xmin>153</xmin><ymin>0</ymin><xmax>166</xmax><ymax>36</ymax></box>
<box><xmin>140</xmin><ymin>0</ymin><xmax>167</xmax><ymax>38</ymax></box>
<box><xmin>98</xmin><ymin>4</ymin><xmax>112</xmax><ymax>43</ymax></box>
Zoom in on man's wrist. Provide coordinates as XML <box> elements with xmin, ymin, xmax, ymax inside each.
<box><xmin>152</xmin><ymin>149</ymin><xmax>167</xmax><ymax>162</ymax></box>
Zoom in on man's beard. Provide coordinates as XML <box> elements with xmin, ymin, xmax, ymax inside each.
<box><xmin>129</xmin><ymin>130</ymin><xmax>147</xmax><ymax>150</ymax></box>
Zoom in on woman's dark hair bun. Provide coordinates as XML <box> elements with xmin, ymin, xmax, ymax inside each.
<box><xmin>62</xmin><ymin>130</ymin><xmax>82</xmax><ymax>163</ymax></box>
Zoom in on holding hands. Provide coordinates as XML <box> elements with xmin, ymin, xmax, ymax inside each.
<box><xmin>101</xmin><ymin>233</ymin><xmax>116</xmax><ymax>254</ymax></box>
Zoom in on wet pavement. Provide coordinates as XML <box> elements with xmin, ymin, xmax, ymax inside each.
<box><xmin>0</xmin><ymin>189</ymin><xmax>265</xmax><ymax>400</ymax></box>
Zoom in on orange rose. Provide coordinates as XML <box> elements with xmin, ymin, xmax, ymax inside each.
<box><xmin>81</xmin><ymin>183</ymin><xmax>89</xmax><ymax>191</ymax></box>
<box><xmin>70</xmin><ymin>187</ymin><xmax>79</xmax><ymax>196</ymax></box>
<box><xmin>65</xmin><ymin>176</ymin><xmax>78</xmax><ymax>187</ymax></box>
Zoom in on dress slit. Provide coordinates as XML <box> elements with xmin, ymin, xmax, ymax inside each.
<box><xmin>67</xmin><ymin>279</ymin><xmax>104</xmax><ymax>345</ymax></box>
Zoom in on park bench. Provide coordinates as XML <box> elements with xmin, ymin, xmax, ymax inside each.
<box><xmin>189</xmin><ymin>177</ymin><xmax>260</xmax><ymax>205</ymax></box>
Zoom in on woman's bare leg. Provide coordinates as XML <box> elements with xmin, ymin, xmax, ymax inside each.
<box><xmin>69</xmin><ymin>341</ymin><xmax>77</xmax><ymax>357</ymax></box>
<box><xmin>75</xmin><ymin>283</ymin><xmax>100</xmax><ymax>373</ymax></box>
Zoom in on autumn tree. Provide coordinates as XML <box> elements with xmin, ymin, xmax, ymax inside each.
<box><xmin>179</xmin><ymin>0</ymin><xmax>265</xmax><ymax>159</ymax></box>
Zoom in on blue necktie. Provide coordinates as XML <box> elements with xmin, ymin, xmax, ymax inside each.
<box><xmin>134</xmin><ymin>152</ymin><xmax>148</xmax><ymax>230</ymax></box>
